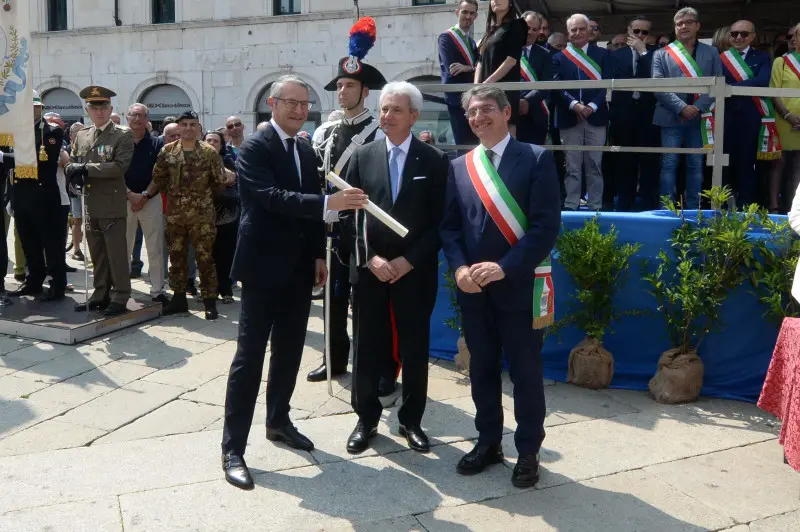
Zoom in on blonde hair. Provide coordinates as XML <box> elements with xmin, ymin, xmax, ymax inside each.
<box><xmin>712</xmin><ymin>26</ymin><xmax>731</xmax><ymax>52</ymax></box>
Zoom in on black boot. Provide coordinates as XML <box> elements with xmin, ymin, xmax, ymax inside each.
<box><xmin>204</xmin><ymin>298</ymin><xmax>218</xmax><ymax>320</ymax></box>
<box><xmin>163</xmin><ymin>293</ymin><xmax>189</xmax><ymax>315</ymax></box>
<box><xmin>187</xmin><ymin>278</ymin><xmax>198</xmax><ymax>297</ymax></box>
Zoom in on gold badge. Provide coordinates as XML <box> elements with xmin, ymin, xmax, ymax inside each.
<box><xmin>48</xmin><ymin>138</ymin><xmax>56</xmax><ymax>145</ymax></box>
<box><xmin>91</xmin><ymin>87</ymin><xmax>101</xmax><ymax>96</ymax></box>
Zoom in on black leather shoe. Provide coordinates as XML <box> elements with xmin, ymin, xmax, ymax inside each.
<box><xmin>13</xmin><ymin>273</ymin><xmax>25</xmax><ymax>283</ymax></box>
<box><xmin>399</xmin><ymin>424</ymin><xmax>430</xmax><ymax>453</ymax></box>
<box><xmin>130</xmin><ymin>269</ymin><xmax>141</xmax><ymax>279</ymax></box>
<box><xmin>163</xmin><ymin>293</ymin><xmax>189</xmax><ymax>315</ymax></box>
<box><xmin>65</xmin><ymin>265</ymin><xmax>78</xmax><ymax>273</ymax></box>
<box><xmin>512</xmin><ymin>453</ymin><xmax>540</xmax><ymax>488</ymax></box>
<box><xmin>346</xmin><ymin>421</ymin><xmax>377</xmax><ymax>454</ymax></box>
<box><xmin>378</xmin><ymin>376</ymin><xmax>397</xmax><ymax>397</ymax></box>
<box><xmin>203</xmin><ymin>298</ymin><xmax>218</xmax><ymax>320</ymax></box>
<box><xmin>266</xmin><ymin>424</ymin><xmax>314</xmax><ymax>451</ymax></box>
<box><xmin>38</xmin><ymin>289</ymin><xmax>65</xmax><ymax>303</ymax></box>
<box><xmin>306</xmin><ymin>364</ymin><xmax>346</xmax><ymax>382</ymax></box>
<box><xmin>152</xmin><ymin>294</ymin><xmax>170</xmax><ymax>307</ymax></box>
<box><xmin>456</xmin><ymin>444</ymin><xmax>504</xmax><ymax>475</ymax></box>
<box><xmin>222</xmin><ymin>452</ymin><xmax>254</xmax><ymax>490</ymax></box>
<box><xmin>74</xmin><ymin>298</ymin><xmax>110</xmax><ymax>312</ymax></box>
<box><xmin>7</xmin><ymin>283</ymin><xmax>43</xmax><ymax>297</ymax></box>
<box><xmin>103</xmin><ymin>302</ymin><xmax>127</xmax><ymax>316</ymax></box>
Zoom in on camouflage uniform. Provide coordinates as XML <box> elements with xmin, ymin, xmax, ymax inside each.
<box><xmin>152</xmin><ymin>140</ymin><xmax>224</xmax><ymax>299</ymax></box>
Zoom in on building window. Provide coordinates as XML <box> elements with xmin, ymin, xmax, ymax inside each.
<box><xmin>48</xmin><ymin>0</ymin><xmax>68</xmax><ymax>32</ymax></box>
<box><xmin>274</xmin><ymin>0</ymin><xmax>300</xmax><ymax>15</ymax></box>
<box><xmin>153</xmin><ymin>0</ymin><xmax>176</xmax><ymax>24</ymax></box>
<box><xmin>412</xmin><ymin>0</ymin><xmax>446</xmax><ymax>5</ymax></box>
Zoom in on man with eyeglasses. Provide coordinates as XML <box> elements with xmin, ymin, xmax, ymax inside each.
<box><xmin>721</xmin><ymin>20</ymin><xmax>772</xmax><ymax>206</ymax></box>
<box><xmin>224</xmin><ymin>116</ymin><xmax>245</xmax><ymax>159</ymax></box>
<box><xmin>652</xmin><ymin>7</ymin><xmax>722</xmax><ymax>209</ymax></box>
<box><xmin>123</xmin><ymin>103</ymin><xmax>168</xmax><ymax>306</ymax></box>
<box><xmin>608</xmin><ymin>15</ymin><xmax>660</xmax><ymax>211</ymax></box>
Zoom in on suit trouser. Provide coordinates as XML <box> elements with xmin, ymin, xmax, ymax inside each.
<box><xmin>86</xmin><ymin>215</ymin><xmax>131</xmax><ymax>305</ymax></box>
<box><xmin>13</xmin><ymin>187</ymin><xmax>66</xmax><ymax>291</ymax></box>
<box><xmin>608</xmin><ymin>111</ymin><xmax>661</xmax><ymax>211</ymax></box>
<box><xmin>126</xmin><ymin>198</ymin><xmax>166</xmax><ymax>297</ymax></box>
<box><xmin>517</xmin><ymin>102</ymin><xmax>549</xmax><ymax>146</ymax></box>
<box><xmin>724</xmin><ymin>118</ymin><xmax>760</xmax><ymax>206</ymax></box>
<box><xmin>562</xmin><ymin>122</ymin><xmax>606</xmax><ymax>210</ymax></box>
<box><xmin>324</xmin><ymin>242</ymin><xmax>353</xmax><ymax>372</ymax></box>
<box><xmin>221</xmin><ymin>258</ymin><xmax>314</xmax><ymax>456</ymax></box>
<box><xmin>213</xmin><ymin>221</ymin><xmax>239</xmax><ymax>297</ymax></box>
<box><xmin>352</xmin><ymin>268</ymin><xmax>435</xmax><ymax>428</ymax></box>
<box><xmin>462</xmin><ymin>300</ymin><xmax>546</xmax><ymax>456</ymax></box>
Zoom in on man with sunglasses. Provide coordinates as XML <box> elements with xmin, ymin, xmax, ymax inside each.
<box><xmin>589</xmin><ymin>20</ymin><xmax>601</xmax><ymax>44</ymax></box>
<box><xmin>608</xmin><ymin>15</ymin><xmax>660</xmax><ymax>211</ymax></box>
<box><xmin>224</xmin><ymin>116</ymin><xmax>245</xmax><ymax>159</ymax></box>
<box><xmin>721</xmin><ymin>20</ymin><xmax>772</xmax><ymax>206</ymax></box>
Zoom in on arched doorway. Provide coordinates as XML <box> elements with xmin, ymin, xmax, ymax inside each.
<box><xmin>408</xmin><ymin>75</ymin><xmax>452</xmax><ymax>146</ymax></box>
<box><xmin>255</xmin><ymin>82</ymin><xmax>322</xmax><ymax>135</ymax></box>
<box><xmin>42</xmin><ymin>88</ymin><xmax>84</xmax><ymax>129</ymax></box>
<box><xmin>140</xmin><ymin>84</ymin><xmax>193</xmax><ymax>132</ymax></box>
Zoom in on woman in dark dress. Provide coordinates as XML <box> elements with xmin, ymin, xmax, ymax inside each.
<box><xmin>474</xmin><ymin>0</ymin><xmax>527</xmax><ymax>135</ymax></box>
<box><xmin>204</xmin><ymin>130</ymin><xmax>239</xmax><ymax>304</ymax></box>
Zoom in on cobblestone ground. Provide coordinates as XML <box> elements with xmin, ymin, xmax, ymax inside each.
<box><xmin>0</xmin><ymin>232</ymin><xmax>798</xmax><ymax>531</ymax></box>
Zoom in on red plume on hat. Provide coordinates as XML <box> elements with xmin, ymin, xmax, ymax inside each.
<box><xmin>348</xmin><ymin>17</ymin><xmax>377</xmax><ymax>60</ymax></box>
<box><xmin>324</xmin><ymin>16</ymin><xmax>386</xmax><ymax>91</ymax></box>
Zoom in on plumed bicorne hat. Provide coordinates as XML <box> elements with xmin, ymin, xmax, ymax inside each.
<box><xmin>324</xmin><ymin>17</ymin><xmax>387</xmax><ymax>91</ymax></box>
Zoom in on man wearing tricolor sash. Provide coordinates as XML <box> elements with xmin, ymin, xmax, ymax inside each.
<box><xmin>440</xmin><ymin>86</ymin><xmax>560</xmax><ymax>488</ymax></box>
<box><xmin>552</xmin><ymin>13</ymin><xmax>611</xmax><ymax>211</ymax></box>
<box><xmin>438</xmin><ymin>0</ymin><xmax>480</xmax><ymax>147</ymax></box>
<box><xmin>517</xmin><ymin>10</ymin><xmax>552</xmax><ymax>146</ymax></box>
<box><xmin>652</xmin><ymin>7</ymin><xmax>722</xmax><ymax>209</ymax></box>
<box><xmin>721</xmin><ymin>20</ymin><xmax>774</xmax><ymax>206</ymax></box>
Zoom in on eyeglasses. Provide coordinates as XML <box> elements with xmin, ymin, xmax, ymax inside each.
<box><xmin>465</xmin><ymin>105</ymin><xmax>500</xmax><ymax>119</ymax></box>
<box><xmin>675</xmin><ymin>19</ymin><xmax>698</xmax><ymax>28</ymax></box>
<box><xmin>632</xmin><ymin>29</ymin><xmax>650</xmax><ymax>36</ymax></box>
<box><xmin>127</xmin><ymin>112</ymin><xmax>146</xmax><ymax>119</ymax></box>
<box><xmin>730</xmin><ymin>31</ymin><xmax>751</xmax><ymax>39</ymax></box>
<box><xmin>226</xmin><ymin>122</ymin><xmax>243</xmax><ymax>130</ymax></box>
<box><xmin>274</xmin><ymin>98</ymin><xmax>313</xmax><ymax>110</ymax></box>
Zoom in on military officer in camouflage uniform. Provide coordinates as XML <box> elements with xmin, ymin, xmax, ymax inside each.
<box><xmin>152</xmin><ymin>110</ymin><xmax>232</xmax><ymax>320</ymax></box>
<box><xmin>66</xmin><ymin>86</ymin><xmax>134</xmax><ymax>316</ymax></box>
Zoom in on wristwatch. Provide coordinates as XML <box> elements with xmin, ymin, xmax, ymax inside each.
<box><xmin>142</xmin><ymin>191</ymin><xmax>152</xmax><ymax>200</ymax></box>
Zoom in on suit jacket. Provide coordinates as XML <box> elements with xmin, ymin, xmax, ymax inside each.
<box><xmin>552</xmin><ymin>43</ymin><xmax>611</xmax><ymax>128</ymax></box>
<box><xmin>522</xmin><ymin>44</ymin><xmax>553</xmax><ymax>113</ymax></box>
<box><xmin>438</xmin><ymin>29</ymin><xmax>479</xmax><ymax>108</ymax></box>
<box><xmin>652</xmin><ymin>41</ymin><xmax>723</xmax><ymax>127</ymax></box>
<box><xmin>440</xmin><ymin>138</ymin><xmax>561</xmax><ymax>312</ymax></box>
<box><xmin>69</xmin><ymin>122</ymin><xmax>134</xmax><ymax>219</ymax></box>
<box><xmin>722</xmin><ymin>47</ymin><xmax>771</xmax><ymax>126</ymax></box>
<box><xmin>342</xmin><ymin>136</ymin><xmax>449</xmax><ymax>282</ymax></box>
<box><xmin>610</xmin><ymin>45</ymin><xmax>657</xmax><ymax>124</ymax></box>
<box><xmin>231</xmin><ymin>124</ymin><xmax>325</xmax><ymax>287</ymax></box>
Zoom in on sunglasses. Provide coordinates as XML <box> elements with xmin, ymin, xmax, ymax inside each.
<box><xmin>730</xmin><ymin>31</ymin><xmax>751</xmax><ymax>39</ymax></box>
<box><xmin>226</xmin><ymin>122</ymin><xmax>243</xmax><ymax>130</ymax></box>
<box><xmin>632</xmin><ymin>28</ymin><xmax>650</xmax><ymax>36</ymax></box>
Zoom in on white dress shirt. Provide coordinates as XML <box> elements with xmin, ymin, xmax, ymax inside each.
<box><xmin>568</xmin><ymin>43</ymin><xmax>599</xmax><ymax>113</ymax></box>
<box><xmin>385</xmin><ymin>133</ymin><xmax>413</xmax><ymax>195</ymax></box>
<box><xmin>483</xmin><ymin>133</ymin><xmax>511</xmax><ymax>169</ymax></box>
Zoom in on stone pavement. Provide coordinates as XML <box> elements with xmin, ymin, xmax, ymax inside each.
<box><xmin>1</xmin><ymin>254</ymin><xmax>799</xmax><ymax>530</ymax></box>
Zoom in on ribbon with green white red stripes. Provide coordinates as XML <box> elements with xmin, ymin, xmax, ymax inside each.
<box><xmin>721</xmin><ymin>48</ymin><xmax>782</xmax><ymax>159</ymax></box>
<box><xmin>446</xmin><ymin>26</ymin><xmax>477</xmax><ymax>68</ymax></box>
<box><xmin>520</xmin><ymin>55</ymin><xmax>550</xmax><ymax>120</ymax></box>
<box><xmin>465</xmin><ymin>146</ymin><xmax>554</xmax><ymax>329</ymax></box>
<box><xmin>562</xmin><ymin>43</ymin><xmax>602</xmax><ymax>80</ymax></box>
<box><xmin>666</xmin><ymin>41</ymin><xmax>716</xmax><ymax>147</ymax></box>
<box><xmin>784</xmin><ymin>51</ymin><xmax>800</xmax><ymax>81</ymax></box>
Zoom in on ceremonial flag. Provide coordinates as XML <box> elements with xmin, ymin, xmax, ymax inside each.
<box><xmin>0</xmin><ymin>1</ymin><xmax>36</xmax><ymax>178</ymax></box>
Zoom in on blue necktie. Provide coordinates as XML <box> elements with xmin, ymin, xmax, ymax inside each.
<box><xmin>389</xmin><ymin>147</ymin><xmax>401</xmax><ymax>202</ymax></box>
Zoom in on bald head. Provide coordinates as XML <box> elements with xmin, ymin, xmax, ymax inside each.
<box><xmin>730</xmin><ymin>20</ymin><xmax>756</xmax><ymax>52</ymax></box>
<box><xmin>225</xmin><ymin>115</ymin><xmax>244</xmax><ymax>142</ymax></box>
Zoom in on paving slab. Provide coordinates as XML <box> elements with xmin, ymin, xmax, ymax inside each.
<box><xmin>141</xmin><ymin>349</ymin><xmax>233</xmax><ymax>389</ymax></box>
<box><xmin>426</xmin><ymin>375</ymin><xmax>474</xmax><ymax>402</ymax></box>
<box><xmin>118</xmin><ymin>441</ymin><xmax>516</xmax><ymax>532</ymax></box>
<box><xmin>749</xmin><ymin>509</ymin><xmax>800</xmax><ymax>531</ymax></box>
<box><xmin>115</xmin><ymin>336</ymin><xmax>215</xmax><ymax>369</ymax></box>
<box><xmin>93</xmin><ymin>399</ymin><xmax>222</xmax><ymax>444</ymax></box>
<box><xmin>0</xmin><ymin>336</ymin><xmax>34</xmax><ymax>356</ymax></box>
<box><xmin>180</xmin><ymin>374</ymin><xmax>258</xmax><ymax>406</ymax></box>
<box><xmin>0</xmin><ymin>498</ymin><xmax>122</xmax><ymax>532</ymax></box>
<box><xmin>0</xmin><ymin>397</ymin><xmax>73</xmax><ymax>439</ymax></box>
<box><xmin>0</xmin><ymin>419</ymin><xmax>106</xmax><ymax>457</ymax></box>
<box><xmin>418</xmin><ymin>469</ymin><xmax>733</xmax><ymax>532</ymax></box>
<box><xmin>6</xmin><ymin>351</ymin><xmax>112</xmax><ymax>386</ymax></box>
<box><xmin>0</xmin><ymin>342</ymin><xmax>77</xmax><ymax>371</ymax></box>
<box><xmin>535</xmin><ymin>383</ymin><xmax>640</xmax><ymax>425</ymax></box>
<box><xmin>0</xmin><ymin>429</ymin><xmax>312</xmax><ymax>514</ymax></box>
<box><xmin>645</xmin><ymin>440</ymin><xmax>800</xmax><ymax>523</ymax></box>
<box><xmin>323</xmin><ymin>515</ymin><xmax>426</xmax><ymax>532</ymax></box>
<box><xmin>0</xmin><ymin>374</ymin><xmax>51</xmax><ymax>401</ymax></box>
<box><xmin>59</xmin><ymin>380</ymin><xmax>185</xmax><ymax>432</ymax></box>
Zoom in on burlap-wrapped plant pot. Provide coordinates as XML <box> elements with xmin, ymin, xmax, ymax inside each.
<box><xmin>566</xmin><ymin>337</ymin><xmax>614</xmax><ymax>389</ymax></box>
<box><xmin>454</xmin><ymin>335</ymin><xmax>470</xmax><ymax>373</ymax></box>
<box><xmin>648</xmin><ymin>348</ymin><xmax>704</xmax><ymax>404</ymax></box>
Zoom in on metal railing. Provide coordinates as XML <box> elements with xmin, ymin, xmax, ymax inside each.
<box><xmin>413</xmin><ymin>77</ymin><xmax>800</xmax><ymax>189</ymax></box>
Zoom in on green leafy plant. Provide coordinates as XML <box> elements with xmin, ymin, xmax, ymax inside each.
<box><xmin>750</xmin><ymin>215</ymin><xmax>800</xmax><ymax>325</ymax></box>
<box><xmin>645</xmin><ymin>186</ymin><xmax>760</xmax><ymax>354</ymax></box>
<box><xmin>442</xmin><ymin>269</ymin><xmax>462</xmax><ymax>333</ymax></box>
<box><xmin>555</xmin><ymin>216</ymin><xmax>642</xmax><ymax>341</ymax></box>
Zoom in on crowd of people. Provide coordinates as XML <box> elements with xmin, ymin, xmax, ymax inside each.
<box><xmin>440</xmin><ymin>0</ymin><xmax>800</xmax><ymax>212</ymax></box>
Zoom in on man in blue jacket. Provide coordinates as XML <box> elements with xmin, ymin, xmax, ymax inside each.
<box><xmin>552</xmin><ymin>13</ymin><xmax>611</xmax><ymax>211</ymax></box>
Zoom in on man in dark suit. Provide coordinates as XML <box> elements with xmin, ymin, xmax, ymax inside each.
<box><xmin>220</xmin><ymin>75</ymin><xmax>368</xmax><ymax>490</ymax></box>
<box><xmin>343</xmin><ymin>82</ymin><xmax>449</xmax><ymax>455</ymax></box>
<box><xmin>440</xmin><ymin>86</ymin><xmax>561</xmax><ymax>488</ymax></box>
<box><xmin>608</xmin><ymin>15</ymin><xmax>661</xmax><ymax>211</ymax></box>
<box><xmin>517</xmin><ymin>11</ymin><xmax>553</xmax><ymax>146</ymax></box>
<box><xmin>721</xmin><ymin>20</ymin><xmax>772</xmax><ymax>206</ymax></box>
<box><xmin>438</xmin><ymin>0</ymin><xmax>480</xmax><ymax>147</ymax></box>
<box><xmin>553</xmin><ymin>14</ymin><xmax>611</xmax><ymax>211</ymax></box>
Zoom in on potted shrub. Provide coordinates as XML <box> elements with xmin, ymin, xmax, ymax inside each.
<box><xmin>443</xmin><ymin>269</ymin><xmax>470</xmax><ymax>373</ymax></box>
<box><xmin>645</xmin><ymin>186</ymin><xmax>760</xmax><ymax>403</ymax></box>
<box><xmin>555</xmin><ymin>216</ymin><xmax>641</xmax><ymax>389</ymax></box>
<box><xmin>750</xmin><ymin>215</ymin><xmax>800</xmax><ymax>325</ymax></box>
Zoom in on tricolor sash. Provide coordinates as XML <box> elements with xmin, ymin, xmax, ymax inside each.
<box><xmin>446</xmin><ymin>26</ymin><xmax>477</xmax><ymax>68</ymax></box>
<box><xmin>784</xmin><ymin>51</ymin><xmax>800</xmax><ymax>81</ymax></box>
<box><xmin>520</xmin><ymin>55</ymin><xmax>550</xmax><ymax>119</ymax></box>
<box><xmin>562</xmin><ymin>43</ymin><xmax>602</xmax><ymax>80</ymax></box>
<box><xmin>721</xmin><ymin>48</ymin><xmax>782</xmax><ymax>159</ymax></box>
<box><xmin>666</xmin><ymin>41</ymin><xmax>715</xmax><ymax>146</ymax></box>
<box><xmin>465</xmin><ymin>146</ymin><xmax>554</xmax><ymax>329</ymax></box>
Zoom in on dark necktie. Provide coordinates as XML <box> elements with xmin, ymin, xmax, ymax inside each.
<box><xmin>285</xmin><ymin>138</ymin><xmax>299</xmax><ymax>185</ymax></box>
<box><xmin>485</xmin><ymin>149</ymin><xmax>496</xmax><ymax>168</ymax></box>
